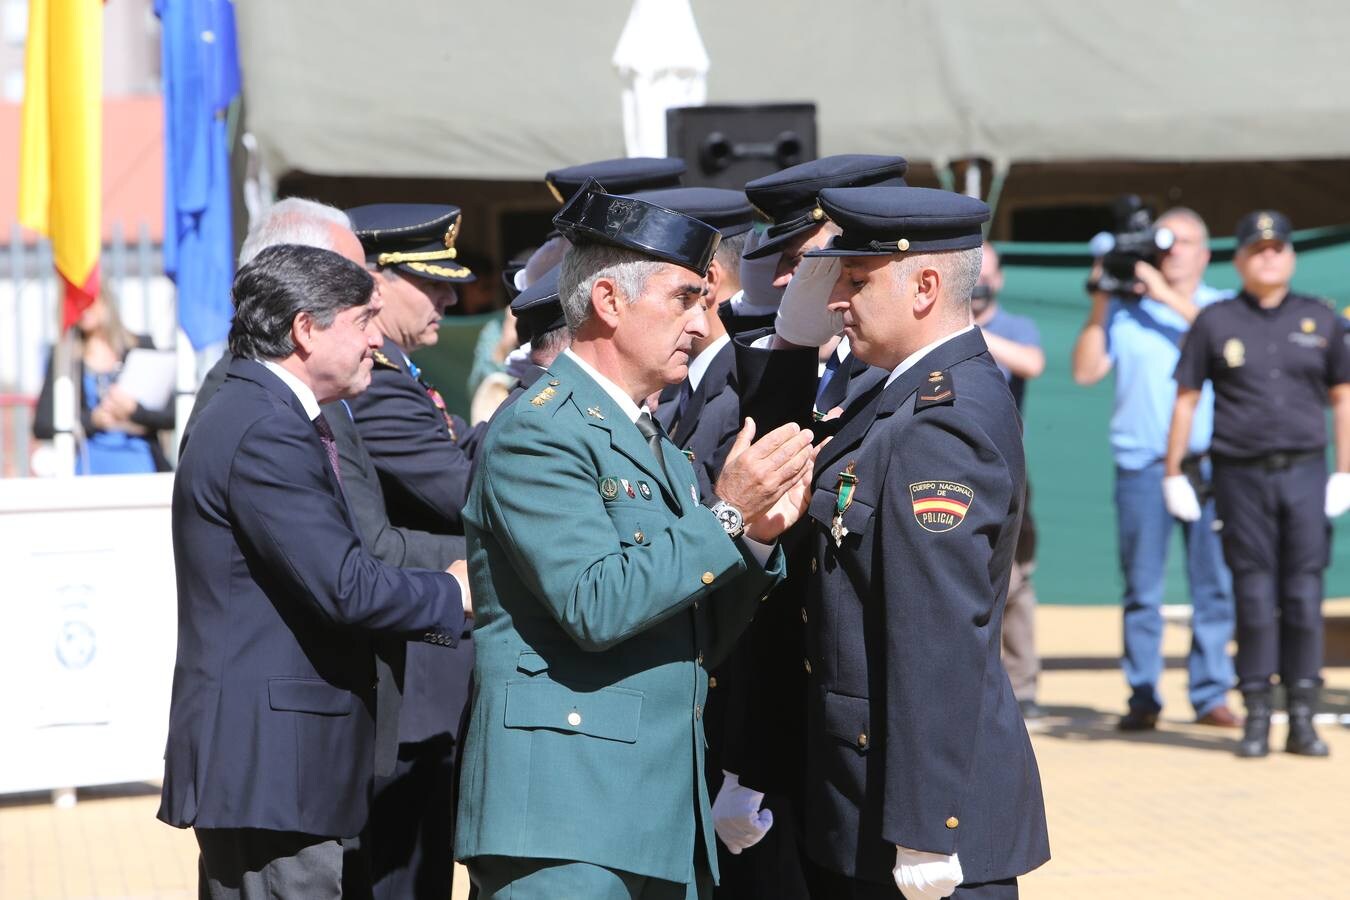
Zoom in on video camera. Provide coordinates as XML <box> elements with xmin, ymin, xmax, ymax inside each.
<box><xmin>1088</xmin><ymin>195</ymin><xmax>1175</xmax><ymax>296</ymax></box>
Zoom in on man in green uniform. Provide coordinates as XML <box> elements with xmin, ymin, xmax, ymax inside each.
<box><xmin>455</xmin><ymin>183</ymin><xmax>817</xmax><ymax>899</ymax></box>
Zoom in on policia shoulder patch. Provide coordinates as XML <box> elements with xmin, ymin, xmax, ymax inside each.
<box><xmin>909</xmin><ymin>481</ymin><xmax>974</xmax><ymax>532</ymax></box>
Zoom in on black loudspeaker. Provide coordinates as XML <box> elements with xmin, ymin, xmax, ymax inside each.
<box><xmin>665</xmin><ymin>103</ymin><xmax>818</xmax><ymax>189</ymax></box>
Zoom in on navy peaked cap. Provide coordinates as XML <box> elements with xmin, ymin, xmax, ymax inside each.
<box><xmin>628</xmin><ymin>187</ymin><xmax>753</xmax><ymax>237</ymax></box>
<box><xmin>545</xmin><ymin>157</ymin><xmax>686</xmax><ymax>205</ymax></box>
<box><xmin>346</xmin><ymin>203</ymin><xmax>475</xmax><ymax>283</ymax></box>
<box><xmin>1234</xmin><ymin>209</ymin><xmax>1292</xmax><ymax>250</ymax></box>
<box><xmin>743</xmin><ymin>154</ymin><xmax>908</xmax><ymax>259</ymax></box>
<box><xmin>509</xmin><ymin>264</ymin><xmax>564</xmax><ymax>342</ymax></box>
<box><xmin>805</xmin><ymin>186</ymin><xmax>990</xmax><ymax>257</ymax></box>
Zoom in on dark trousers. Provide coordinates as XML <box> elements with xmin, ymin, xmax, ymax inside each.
<box><xmin>713</xmin><ymin>789</ymin><xmax>811</xmax><ymax>900</ymax></box>
<box><xmin>803</xmin><ymin>858</ymin><xmax>1017</xmax><ymax>899</ymax></box>
<box><xmin>345</xmin><ymin>736</ymin><xmax>459</xmax><ymax>900</ymax></box>
<box><xmin>1213</xmin><ymin>456</ymin><xmax>1328</xmax><ymax>689</ymax></box>
<box><xmin>196</xmin><ymin>827</ymin><xmax>342</xmax><ymax>900</ymax></box>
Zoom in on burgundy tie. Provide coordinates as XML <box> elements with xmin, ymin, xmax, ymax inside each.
<box><xmin>312</xmin><ymin>414</ymin><xmax>343</xmax><ymax>488</ymax></box>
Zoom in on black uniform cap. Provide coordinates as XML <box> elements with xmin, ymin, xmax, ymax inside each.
<box><xmin>346</xmin><ymin>203</ymin><xmax>475</xmax><ymax>284</ymax></box>
<box><xmin>1235</xmin><ymin>209</ymin><xmax>1293</xmax><ymax>250</ymax></box>
<box><xmin>805</xmin><ymin>186</ymin><xmax>990</xmax><ymax>257</ymax></box>
<box><xmin>627</xmin><ymin>187</ymin><xmax>753</xmax><ymax>238</ymax></box>
<box><xmin>509</xmin><ymin>264</ymin><xmax>564</xmax><ymax>343</ymax></box>
<box><xmin>743</xmin><ymin>154</ymin><xmax>909</xmax><ymax>259</ymax></box>
<box><xmin>544</xmin><ymin>157</ymin><xmax>686</xmax><ymax>205</ymax></box>
<box><xmin>552</xmin><ymin>180</ymin><xmax>721</xmax><ymax>277</ymax></box>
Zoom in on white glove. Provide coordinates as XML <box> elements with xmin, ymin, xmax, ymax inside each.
<box><xmin>1162</xmin><ymin>474</ymin><xmax>1201</xmax><ymax>523</ymax></box>
<box><xmin>893</xmin><ymin>846</ymin><xmax>963</xmax><ymax>900</ymax></box>
<box><xmin>1326</xmin><ymin>472</ymin><xmax>1350</xmax><ymax>518</ymax></box>
<box><xmin>504</xmin><ymin>344</ymin><xmax>534</xmax><ymax>382</ymax></box>
<box><xmin>773</xmin><ymin>256</ymin><xmax>843</xmax><ymax>348</ymax></box>
<box><xmin>737</xmin><ymin>229</ymin><xmax>787</xmax><ymax>312</ymax></box>
<box><xmin>711</xmin><ymin>772</ymin><xmax>773</xmax><ymax>854</ymax></box>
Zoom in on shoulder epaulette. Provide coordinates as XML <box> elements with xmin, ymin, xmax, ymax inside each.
<box><xmin>530</xmin><ymin>378</ymin><xmax>561</xmax><ymax>407</ymax></box>
<box><xmin>915</xmin><ymin>369</ymin><xmax>955</xmax><ymax>411</ymax></box>
<box><xmin>371</xmin><ymin>349</ymin><xmax>399</xmax><ymax>370</ymax></box>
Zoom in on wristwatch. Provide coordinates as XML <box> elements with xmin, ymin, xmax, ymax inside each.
<box><xmin>709</xmin><ymin>499</ymin><xmax>745</xmax><ymax>540</ymax></box>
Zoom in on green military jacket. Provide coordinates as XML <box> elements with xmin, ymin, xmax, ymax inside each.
<box><xmin>454</xmin><ymin>351</ymin><xmax>785</xmax><ymax>884</ymax></box>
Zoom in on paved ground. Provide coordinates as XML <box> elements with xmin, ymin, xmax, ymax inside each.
<box><xmin>3</xmin><ymin>604</ymin><xmax>1348</xmax><ymax>900</ymax></box>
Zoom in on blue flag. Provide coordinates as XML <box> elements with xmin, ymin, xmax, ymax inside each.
<box><xmin>158</xmin><ymin>0</ymin><xmax>241</xmax><ymax>350</ymax></box>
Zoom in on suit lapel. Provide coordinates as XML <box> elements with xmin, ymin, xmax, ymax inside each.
<box><xmin>672</xmin><ymin>343</ymin><xmax>734</xmax><ymax>447</ymax></box>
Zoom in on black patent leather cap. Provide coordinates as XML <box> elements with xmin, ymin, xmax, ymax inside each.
<box><xmin>552</xmin><ymin>180</ymin><xmax>721</xmax><ymax>277</ymax></box>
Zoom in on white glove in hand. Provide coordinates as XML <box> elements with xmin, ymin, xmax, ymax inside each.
<box><xmin>1325</xmin><ymin>472</ymin><xmax>1350</xmax><ymax>518</ymax></box>
<box><xmin>711</xmin><ymin>772</ymin><xmax>773</xmax><ymax>854</ymax></box>
<box><xmin>737</xmin><ymin>230</ymin><xmax>787</xmax><ymax>312</ymax></box>
<box><xmin>773</xmin><ymin>256</ymin><xmax>843</xmax><ymax>348</ymax></box>
<box><xmin>1162</xmin><ymin>474</ymin><xmax>1202</xmax><ymax>523</ymax></box>
<box><xmin>504</xmin><ymin>344</ymin><xmax>534</xmax><ymax>382</ymax></box>
<box><xmin>893</xmin><ymin>846</ymin><xmax>963</xmax><ymax>900</ymax></box>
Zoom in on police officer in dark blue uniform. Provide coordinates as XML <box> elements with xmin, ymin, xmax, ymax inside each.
<box><xmin>1165</xmin><ymin>210</ymin><xmax>1350</xmax><ymax>759</ymax></box>
<box><xmin>341</xmin><ymin>203</ymin><xmax>481</xmax><ymax>900</ymax></box>
<box><xmin>731</xmin><ymin>186</ymin><xmax>1049</xmax><ymax>899</ymax></box>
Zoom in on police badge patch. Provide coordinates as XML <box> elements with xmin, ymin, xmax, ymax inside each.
<box><xmin>909</xmin><ymin>481</ymin><xmax>974</xmax><ymax>533</ymax></box>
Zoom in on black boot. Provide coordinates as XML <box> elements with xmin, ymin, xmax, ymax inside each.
<box><xmin>1285</xmin><ymin>680</ymin><xmax>1330</xmax><ymax>757</ymax></box>
<box><xmin>1236</xmin><ymin>687</ymin><xmax>1271</xmax><ymax>758</ymax></box>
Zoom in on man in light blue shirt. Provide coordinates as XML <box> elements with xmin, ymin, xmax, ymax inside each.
<box><xmin>1071</xmin><ymin>207</ymin><xmax>1237</xmax><ymax>730</ymax></box>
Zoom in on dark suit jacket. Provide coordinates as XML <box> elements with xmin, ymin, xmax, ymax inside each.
<box><xmin>736</xmin><ymin>328</ymin><xmax>1050</xmax><ymax>885</ymax></box>
<box><xmin>346</xmin><ymin>337</ymin><xmax>477</xmax><ymax>534</ymax></box>
<box><xmin>325</xmin><ymin>400</ymin><xmax>471</xmax><ymax>752</ymax></box>
<box><xmin>183</xmin><ymin>348</ymin><xmax>233</xmax><ymax>440</ymax></box>
<box><xmin>654</xmin><ymin>340</ymin><xmax>739</xmax><ymax>507</ymax></box>
<box><xmin>158</xmin><ymin>358</ymin><xmax>465</xmax><ymax>838</ymax></box>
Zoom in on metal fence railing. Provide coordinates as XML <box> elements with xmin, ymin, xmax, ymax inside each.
<box><xmin>1</xmin><ymin>223</ymin><xmax>177</xmax><ymax>478</ymax></box>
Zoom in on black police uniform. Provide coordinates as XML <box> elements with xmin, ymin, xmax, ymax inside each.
<box><xmin>1174</xmin><ymin>288</ymin><xmax>1350</xmax><ymax>694</ymax></box>
<box><xmin>341</xmin><ymin>203</ymin><xmax>481</xmax><ymax>900</ymax></box>
<box><xmin>736</xmin><ymin>187</ymin><xmax>1049</xmax><ymax>899</ymax></box>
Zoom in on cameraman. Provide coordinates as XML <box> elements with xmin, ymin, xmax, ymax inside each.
<box><xmin>1071</xmin><ymin>207</ymin><xmax>1237</xmax><ymax>731</ymax></box>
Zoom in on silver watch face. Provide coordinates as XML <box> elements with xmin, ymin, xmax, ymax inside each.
<box><xmin>716</xmin><ymin>503</ymin><xmax>743</xmax><ymax>533</ymax></box>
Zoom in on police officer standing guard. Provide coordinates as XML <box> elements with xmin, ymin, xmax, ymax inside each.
<box><xmin>1165</xmin><ymin>210</ymin><xmax>1350</xmax><ymax>758</ymax></box>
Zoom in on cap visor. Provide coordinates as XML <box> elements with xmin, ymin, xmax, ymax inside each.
<box><xmin>805</xmin><ymin>247</ymin><xmax>894</xmax><ymax>258</ymax></box>
<box><xmin>742</xmin><ymin>224</ymin><xmax>811</xmax><ymax>260</ymax></box>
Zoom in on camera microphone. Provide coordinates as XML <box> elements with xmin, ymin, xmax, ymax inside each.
<box><xmin>1089</xmin><ymin>231</ymin><xmax>1116</xmax><ymax>258</ymax></box>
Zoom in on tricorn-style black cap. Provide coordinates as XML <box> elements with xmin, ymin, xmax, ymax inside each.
<box><xmin>552</xmin><ymin>180</ymin><xmax>721</xmax><ymax>277</ymax></box>
<box><xmin>743</xmin><ymin>154</ymin><xmax>909</xmax><ymax>259</ymax></box>
<box><xmin>805</xmin><ymin>186</ymin><xmax>990</xmax><ymax>257</ymax></box>
<box><xmin>544</xmin><ymin>157</ymin><xmax>686</xmax><ymax>205</ymax></box>
<box><xmin>346</xmin><ymin>203</ymin><xmax>475</xmax><ymax>283</ymax></box>
<box><xmin>628</xmin><ymin>187</ymin><xmax>754</xmax><ymax>238</ymax></box>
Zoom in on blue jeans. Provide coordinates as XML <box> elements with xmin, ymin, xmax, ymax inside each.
<box><xmin>1115</xmin><ymin>461</ymin><xmax>1235</xmax><ymax>716</ymax></box>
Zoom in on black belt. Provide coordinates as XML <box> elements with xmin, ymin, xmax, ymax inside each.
<box><xmin>1211</xmin><ymin>449</ymin><xmax>1323</xmax><ymax>471</ymax></box>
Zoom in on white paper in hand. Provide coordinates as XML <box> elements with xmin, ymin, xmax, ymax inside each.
<box><xmin>115</xmin><ymin>349</ymin><xmax>177</xmax><ymax>410</ymax></box>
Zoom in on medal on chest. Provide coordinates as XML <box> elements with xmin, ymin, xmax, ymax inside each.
<box><xmin>831</xmin><ymin>462</ymin><xmax>858</xmax><ymax>547</ymax></box>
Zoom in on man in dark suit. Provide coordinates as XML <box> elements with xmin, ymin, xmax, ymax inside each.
<box><xmin>733</xmin><ymin>186</ymin><xmax>1049</xmax><ymax>899</ymax></box>
<box><xmin>160</xmin><ymin>244</ymin><xmax>472</xmax><ymax>900</ymax></box>
<box><xmin>184</xmin><ymin>197</ymin><xmax>363</xmax><ymax>435</ymax></box>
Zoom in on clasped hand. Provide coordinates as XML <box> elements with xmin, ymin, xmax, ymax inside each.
<box><xmin>713</xmin><ymin>418</ymin><xmax>818</xmax><ymax>542</ymax></box>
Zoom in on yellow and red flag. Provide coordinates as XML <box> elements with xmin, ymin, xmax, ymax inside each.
<box><xmin>19</xmin><ymin>0</ymin><xmax>103</xmax><ymax>330</ymax></box>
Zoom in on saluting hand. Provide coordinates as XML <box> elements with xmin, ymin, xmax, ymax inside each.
<box><xmin>714</xmin><ymin>418</ymin><xmax>815</xmax><ymax>527</ymax></box>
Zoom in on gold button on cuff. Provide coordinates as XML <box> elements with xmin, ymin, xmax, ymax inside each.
<box><xmin>804</xmin><ymin>659</ymin><xmax>813</xmax><ymax>675</ymax></box>
<box><xmin>634</xmin><ymin>530</ymin><xmax>645</xmax><ymax>543</ymax></box>
<box><xmin>858</xmin><ymin>733</ymin><xmax>868</xmax><ymax>748</ymax></box>
<box><xmin>701</xmin><ymin>571</ymin><xmax>715</xmax><ymax>585</ymax></box>
<box><xmin>567</xmin><ymin>711</ymin><xmax>582</xmax><ymax>727</ymax></box>
<box><xmin>945</xmin><ymin>816</ymin><xmax>959</xmax><ymax>829</ymax></box>
<box><xmin>708</xmin><ymin>676</ymin><xmax>718</xmax><ymax>689</ymax></box>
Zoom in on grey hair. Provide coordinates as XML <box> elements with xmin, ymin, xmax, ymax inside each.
<box><xmin>238</xmin><ymin>197</ymin><xmax>352</xmax><ymax>266</ymax></box>
<box><xmin>713</xmin><ymin>230</ymin><xmax>750</xmax><ymax>276</ymax></box>
<box><xmin>228</xmin><ymin>244</ymin><xmax>375</xmax><ymax>361</ymax></box>
<box><xmin>530</xmin><ymin>324</ymin><xmax>572</xmax><ymax>365</ymax></box>
<box><xmin>1157</xmin><ymin>206</ymin><xmax>1210</xmax><ymax>243</ymax></box>
<box><xmin>894</xmin><ymin>246</ymin><xmax>984</xmax><ymax>318</ymax></box>
<box><xmin>558</xmin><ymin>243</ymin><xmax>665</xmax><ymax>333</ymax></box>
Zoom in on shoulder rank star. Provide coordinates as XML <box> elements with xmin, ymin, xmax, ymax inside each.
<box><xmin>531</xmin><ymin>385</ymin><xmax>557</xmax><ymax>407</ymax></box>
<box><xmin>831</xmin><ymin>461</ymin><xmax>859</xmax><ymax>547</ymax></box>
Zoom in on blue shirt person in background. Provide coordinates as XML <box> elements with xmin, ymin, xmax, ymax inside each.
<box><xmin>975</xmin><ymin>242</ymin><xmax>1047</xmax><ymax>719</ymax></box>
<box><xmin>34</xmin><ymin>289</ymin><xmax>174</xmax><ymax>474</ymax></box>
<box><xmin>1071</xmin><ymin>207</ymin><xmax>1237</xmax><ymax>731</ymax></box>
